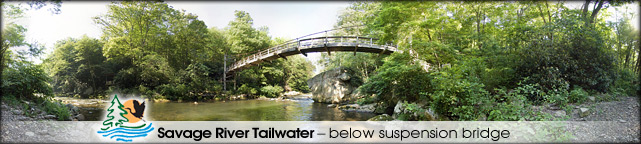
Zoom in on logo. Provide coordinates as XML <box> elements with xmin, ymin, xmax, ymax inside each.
<box><xmin>97</xmin><ymin>95</ymin><xmax>154</xmax><ymax>142</ymax></box>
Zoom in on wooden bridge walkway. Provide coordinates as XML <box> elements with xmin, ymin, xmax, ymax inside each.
<box><xmin>225</xmin><ymin>36</ymin><xmax>398</xmax><ymax>74</ymax></box>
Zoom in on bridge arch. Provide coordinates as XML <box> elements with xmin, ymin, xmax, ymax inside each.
<box><xmin>225</xmin><ymin>36</ymin><xmax>398</xmax><ymax>74</ymax></box>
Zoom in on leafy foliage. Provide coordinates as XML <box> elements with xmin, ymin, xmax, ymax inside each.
<box><xmin>1</xmin><ymin>1</ymin><xmax>69</xmax><ymax>120</ymax></box>
<box><xmin>359</xmin><ymin>53</ymin><xmax>432</xmax><ymax>104</ymax></box>
<box><xmin>260</xmin><ymin>85</ymin><xmax>283</xmax><ymax>98</ymax></box>
<box><xmin>336</xmin><ymin>1</ymin><xmax>639</xmax><ymax>121</ymax></box>
<box><xmin>427</xmin><ymin>61</ymin><xmax>490</xmax><ymax>121</ymax></box>
<box><xmin>569</xmin><ymin>87</ymin><xmax>589</xmax><ymax>104</ymax></box>
<box><xmin>2</xmin><ymin>61</ymin><xmax>52</xmax><ymax>99</ymax></box>
<box><xmin>39</xmin><ymin>2</ymin><xmax>314</xmax><ymax>101</ymax></box>
<box><xmin>43</xmin><ymin>36</ymin><xmax>108</xmax><ymax>97</ymax></box>
<box><xmin>237</xmin><ymin>84</ymin><xmax>257</xmax><ymax>97</ymax></box>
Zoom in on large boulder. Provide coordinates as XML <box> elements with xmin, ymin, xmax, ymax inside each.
<box><xmin>307</xmin><ymin>67</ymin><xmax>362</xmax><ymax>104</ymax></box>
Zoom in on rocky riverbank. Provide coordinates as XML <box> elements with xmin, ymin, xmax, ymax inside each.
<box><xmin>1</xmin><ymin>102</ymin><xmax>57</xmax><ymax>121</ymax></box>
<box><xmin>1</xmin><ymin>97</ymin><xmax>102</xmax><ymax>122</ymax></box>
<box><xmin>548</xmin><ymin>96</ymin><xmax>640</xmax><ymax>142</ymax></box>
<box><xmin>357</xmin><ymin>96</ymin><xmax>640</xmax><ymax>142</ymax></box>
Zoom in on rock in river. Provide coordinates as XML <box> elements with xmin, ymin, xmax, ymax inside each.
<box><xmin>44</xmin><ymin>115</ymin><xmax>57</xmax><ymax>119</ymax></box>
<box><xmin>307</xmin><ymin>67</ymin><xmax>362</xmax><ymax>104</ymax></box>
<box><xmin>368</xmin><ymin>114</ymin><xmax>394</xmax><ymax>121</ymax></box>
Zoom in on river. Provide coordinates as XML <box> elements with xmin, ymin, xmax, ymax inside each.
<box><xmin>54</xmin><ymin>94</ymin><xmax>375</xmax><ymax>121</ymax></box>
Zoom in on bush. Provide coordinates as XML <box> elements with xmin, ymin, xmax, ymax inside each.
<box><xmin>516</xmin><ymin>21</ymin><xmax>616</xmax><ymax>93</ymax></box>
<box><xmin>569</xmin><ymin>87</ymin><xmax>589</xmax><ymax>104</ymax></box>
<box><xmin>260</xmin><ymin>85</ymin><xmax>283</xmax><ymax>98</ymax></box>
<box><xmin>137</xmin><ymin>54</ymin><xmax>173</xmax><ymax>88</ymax></box>
<box><xmin>184</xmin><ymin>62</ymin><xmax>212</xmax><ymax>92</ymax></box>
<box><xmin>486</xmin><ymin>88</ymin><xmax>529</xmax><ymax>121</ymax></box>
<box><xmin>355</xmin><ymin>94</ymin><xmax>376</xmax><ymax>105</ymax></box>
<box><xmin>156</xmin><ymin>83</ymin><xmax>188</xmax><ymax>101</ymax></box>
<box><xmin>395</xmin><ymin>102</ymin><xmax>428</xmax><ymax>121</ymax></box>
<box><xmin>38</xmin><ymin>97</ymin><xmax>71</xmax><ymax>120</ymax></box>
<box><xmin>237</xmin><ymin>84</ymin><xmax>257</xmax><ymax>97</ymax></box>
<box><xmin>138</xmin><ymin>85</ymin><xmax>155</xmax><ymax>100</ymax></box>
<box><xmin>1</xmin><ymin>95</ymin><xmax>70</xmax><ymax>121</ymax></box>
<box><xmin>514</xmin><ymin>78</ymin><xmax>546</xmax><ymax>104</ymax></box>
<box><xmin>544</xmin><ymin>90</ymin><xmax>569</xmax><ymax>107</ymax></box>
<box><xmin>359</xmin><ymin>53</ymin><xmax>432</xmax><ymax>105</ymax></box>
<box><xmin>610</xmin><ymin>67</ymin><xmax>639</xmax><ymax>97</ymax></box>
<box><xmin>429</xmin><ymin>67</ymin><xmax>490</xmax><ymax>121</ymax></box>
<box><xmin>478</xmin><ymin>46</ymin><xmax>519</xmax><ymax>91</ymax></box>
<box><xmin>2</xmin><ymin>62</ymin><xmax>53</xmax><ymax>99</ymax></box>
<box><xmin>2</xmin><ymin>61</ymin><xmax>70</xmax><ymax>120</ymax></box>
<box><xmin>114</xmin><ymin>67</ymin><xmax>139</xmax><ymax>89</ymax></box>
<box><xmin>527</xmin><ymin>67</ymin><xmax>570</xmax><ymax>93</ymax></box>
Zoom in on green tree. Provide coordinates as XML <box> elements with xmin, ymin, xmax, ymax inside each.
<box><xmin>282</xmin><ymin>55</ymin><xmax>314</xmax><ymax>92</ymax></box>
<box><xmin>95</xmin><ymin>1</ymin><xmax>211</xmax><ymax>91</ymax></box>
<box><xmin>224</xmin><ymin>10</ymin><xmax>273</xmax><ymax>94</ymax></box>
<box><xmin>43</xmin><ymin>36</ymin><xmax>108</xmax><ymax>97</ymax></box>
<box><xmin>359</xmin><ymin>53</ymin><xmax>431</xmax><ymax>104</ymax></box>
<box><xmin>2</xmin><ymin>1</ymin><xmax>61</xmax><ymax>97</ymax></box>
<box><xmin>224</xmin><ymin>10</ymin><xmax>271</xmax><ymax>55</ymax></box>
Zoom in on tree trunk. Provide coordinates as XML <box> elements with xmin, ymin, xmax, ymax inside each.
<box><xmin>0</xmin><ymin>52</ymin><xmax>4</xmax><ymax>95</ymax></box>
<box><xmin>538</xmin><ymin>4</ymin><xmax>547</xmax><ymax>24</ymax></box>
<box><xmin>589</xmin><ymin>0</ymin><xmax>605</xmax><ymax>24</ymax></box>
<box><xmin>545</xmin><ymin>2</ymin><xmax>552</xmax><ymax>23</ymax></box>
<box><xmin>476</xmin><ymin>10</ymin><xmax>481</xmax><ymax>49</ymax></box>
<box><xmin>637</xmin><ymin>45</ymin><xmax>641</xmax><ymax>73</ymax></box>
<box><xmin>624</xmin><ymin>44</ymin><xmax>632</xmax><ymax>68</ymax></box>
<box><xmin>426</xmin><ymin>28</ymin><xmax>432</xmax><ymax>41</ymax></box>
<box><xmin>582</xmin><ymin>0</ymin><xmax>590</xmax><ymax>19</ymax></box>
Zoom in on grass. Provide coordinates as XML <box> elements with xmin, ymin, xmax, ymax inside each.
<box><xmin>2</xmin><ymin>95</ymin><xmax>71</xmax><ymax>121</ymax></box>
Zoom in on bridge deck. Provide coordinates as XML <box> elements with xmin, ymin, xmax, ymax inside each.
<box><xmin>225</xmin><ymin>36</ymin><xmax>397</xmax><ymax>74</ymax></box>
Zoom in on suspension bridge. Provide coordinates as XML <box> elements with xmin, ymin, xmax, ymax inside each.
<box><xmin>222</xmin><ymin>26</ymin><xmax>399</xmax><ymax>89</ymax></box>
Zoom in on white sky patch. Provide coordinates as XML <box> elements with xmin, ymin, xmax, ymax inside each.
<box><xmin>9</xmin><ymin>2</ymin><xmax>110</xmax><ymax>63</ymax></box>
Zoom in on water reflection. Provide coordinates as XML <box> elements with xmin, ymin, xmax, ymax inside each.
<box><xmin>148</xmin><ymin>99</ymin><xmax>375</xmax><ymax>121</ymax></box>
<box><xmin>63</xmin><ymin>97</ymin><xmax>375</xmax><ymax>121</ymax></box>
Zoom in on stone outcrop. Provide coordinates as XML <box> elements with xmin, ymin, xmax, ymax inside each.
<box><xmin>392</xmin><ymin>101</ymin><xmax>440</xmax><ymax>121</ymax></box>
<box><xmin>367</xmin><ymin>114</ymin><xmax>394</xmax><ymax>121</ymax></box>
<box><xmin>337</xmin><ymin>103</ymin><xmax>375</xmax><ymax>113</ymax></box>
<box><xmin>307</xmin><ymin>67</ymin><xmax>362</xmax><ymax>104</ymax></box>
<box><xmin>579</xmin><ymin>108</ymin><xmax>591</xmax><ymax>118</ymax></box>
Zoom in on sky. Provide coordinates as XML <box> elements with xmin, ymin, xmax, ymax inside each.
<box><xmin>4</xmin><ymin>1</ymin><xmax>640</xmax><ymax>74</ymax></box>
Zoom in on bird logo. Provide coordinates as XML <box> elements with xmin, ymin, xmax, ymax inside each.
<box><xmin>123</xmin><ymin>99</ymin><xmax>146</xmax><ymax>123</ymax></box>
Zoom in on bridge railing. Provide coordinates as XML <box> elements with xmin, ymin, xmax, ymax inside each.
<box><xmin>226</xmin><ymin>36</ymin><xmax>398</xmax><ymax>73</ymax></box>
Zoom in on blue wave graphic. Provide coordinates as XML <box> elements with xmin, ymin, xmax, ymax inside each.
<box><xmin>116</xmin><ymin>138</ymin><xmax>132</xmax><ymax>142</ymax></box>
<box><xmin>110</xmin><ymin>133</ymin><xmax>148</xmax><ymax>139</ymax></box>
<box><xmin>98</xmin><ymin>123</ymin><xmax>154</xmax><ymax>142</ymax></box>
<box><xmin>99</xmin><ymin>124</ymin><xmax>154</xmax><ymax>136</ymax></box>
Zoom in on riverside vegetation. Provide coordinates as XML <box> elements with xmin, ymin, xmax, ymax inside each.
<box><xmin>320</xmin><ymin>1</ymin><xmax>640</xmax><ymax>121</ymax></box>
<box><xmin>2</xmin><ymin>1</ymin><xmax>315</xmax><ymax>120</ymax></box>
<box><xmin>2</xmin><ymin>1</ymin><xmax>640</xmax><ymax>121</ymax></box>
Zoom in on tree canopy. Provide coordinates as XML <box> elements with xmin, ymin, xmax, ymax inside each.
<box><xmin>41</xmin><ymin>1</ymin><xmax>315</xmax><ymax>100</ymax></box>
<box><xmin>321</xmin><ymin>1</ymin><xmax>640</xmax><ymax>120</ymax></box>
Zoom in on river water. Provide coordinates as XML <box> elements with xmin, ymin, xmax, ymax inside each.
<box><xmin>54</xmin><ymin>94</ymin><xmax>375</xmax><ymax>121</ymax></box>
